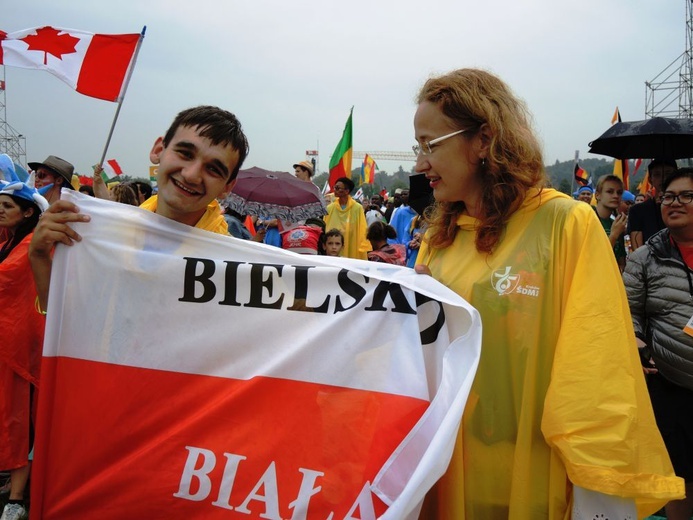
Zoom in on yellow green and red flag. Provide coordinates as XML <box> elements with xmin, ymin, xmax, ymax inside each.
<box><xmin>328</xmin><ymin>107</ymin><xmax>353</xmax><ymax>189</ymax></box>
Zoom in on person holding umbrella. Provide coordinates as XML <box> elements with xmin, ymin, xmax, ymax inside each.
<box><xmin>412</xmin><ymin>68</ymin><xmax>683</xmax><ymax>518</ymax></box>
<box><xmin>628</xmin><ymin>158</ymin><xmax>678</xmax><ymax>250</ymax></box>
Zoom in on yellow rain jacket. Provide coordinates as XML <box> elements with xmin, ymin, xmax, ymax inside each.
<box><xmin>324</xmin><ymin>196</ymin><xmax>371</xmax><ymax>260</ymax></box>
<box><xmin>140</xmin><ymin>196</ymin><xmax>229</xmax><ymax>235</ymax></box>
<box><xmin>417</xmin><ymin>188</ymin><xmax>683</xmax><ymax>519</ymax></box>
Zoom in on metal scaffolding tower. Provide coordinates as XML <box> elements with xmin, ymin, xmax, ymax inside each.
<box><xmin>0</xmin><ymin>67</ymin><xmax>28</xmax><ymax>169</ymax></box>
<box><xmin>645</xmin><ymin>0</ymin><xmax>693</xmax><ymax>118</ymax></box>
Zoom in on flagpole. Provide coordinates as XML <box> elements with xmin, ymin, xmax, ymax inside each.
<box><xmin>98</xmin><ymin>26</ymin><xmax>147</xmax><ymax>168</ymax></box>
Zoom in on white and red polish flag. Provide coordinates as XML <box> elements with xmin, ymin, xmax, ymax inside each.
<box><xmin>31</xmin><ymin>192</ymin><xmax>481</xmax><ymax>520</ymax></box>
<box><xmin>0</xmin><ymin>26</ymin><xmax>141</xmax><ymax>102</ymax></box>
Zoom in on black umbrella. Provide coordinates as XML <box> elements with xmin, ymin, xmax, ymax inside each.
<box><xmin>408</xmin><ymin>173</ymin><xmax>434</xmax><ymax>216</ymax></box>
<box><xmin>588</xmin><ymin>116</ymin><xmax>693</xmax><ymax>160</ymax></box>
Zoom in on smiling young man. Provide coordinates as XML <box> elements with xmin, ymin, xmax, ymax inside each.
<box><xmin>29</xmin><ymin>105</ymin><xmax>249</xmax><ymax>310</ymax></box>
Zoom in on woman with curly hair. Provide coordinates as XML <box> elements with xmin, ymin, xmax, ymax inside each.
<box><xmin>413</xmin><ymin>69</ymin><xmax>682</xmax><ymax>518</ymax></box>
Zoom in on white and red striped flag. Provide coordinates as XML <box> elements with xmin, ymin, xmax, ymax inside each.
<box><xmin>31</xmin><ymin>192</ymin><xmax>481</xmax><ymax>519</ymax></box>
<box><xmin>104</xmin><ymin>158</ymin><xmax>123</xmax><ymax>177</ymax></box>
<box><xmin>0</xmin><ymin>26</ymin><xmax>141</xmax><ymax>102</ymax></box>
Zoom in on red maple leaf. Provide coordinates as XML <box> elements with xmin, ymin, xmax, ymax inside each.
<box><xmin>20</xmin><ymin>26</ymin><xmax>80</xmax><ymax>65</ymax></box>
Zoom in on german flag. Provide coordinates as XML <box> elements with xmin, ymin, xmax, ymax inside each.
<box><xmin>574</xmin><ymin>163</ymin><xmax>590</xmax><ymax>186</ymax></box>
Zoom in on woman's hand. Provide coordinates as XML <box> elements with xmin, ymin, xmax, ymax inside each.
<box><xmin>414</xmin><ymin>264</ymin><xmax>431</xmax><ymax>276</ymax></box>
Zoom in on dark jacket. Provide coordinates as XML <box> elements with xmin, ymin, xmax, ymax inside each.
<box><xmin>623</xmin><ymin>228</ymin><xmax>693</xmax><ymax>390</ymax></box>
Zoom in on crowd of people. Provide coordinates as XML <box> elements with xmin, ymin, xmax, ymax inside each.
<box><xmin>0</xmin><ymin>67</ymin><xmax>692</xmax><ymax>520</ymax></box>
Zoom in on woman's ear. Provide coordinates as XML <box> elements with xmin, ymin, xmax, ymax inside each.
<box><xmin>24</xmin><ymin>207</ymin><xmax>35</xmax><ymax>219</ymax></box>
<box><xmin>477</xmin><ymin>123</ymin><xmax>493</xmax><ymax>160</ymax></box>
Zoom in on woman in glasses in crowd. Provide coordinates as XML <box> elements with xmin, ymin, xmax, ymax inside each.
<box><xmin>413</xmin><ymin>69</ymin><xmax>682</xmax><ymax>519</ymax></box>
<box><xmin>623</xmin><ymin>168</ymin><xmax>693</xmax><ymax>520</ymax></box>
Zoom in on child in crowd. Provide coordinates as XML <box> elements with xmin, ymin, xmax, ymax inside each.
<box><xmin>281</xmin><ymin>218</ymin><xmax>325</xmax><ymax>255</ymax></box>
<box><xmin>323</xmin><ymin>228</ymin><xmax>344</xmax><ymax>257</ymax></box>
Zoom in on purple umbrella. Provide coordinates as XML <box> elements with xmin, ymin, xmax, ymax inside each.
<box><xmin>225</xmin><ymin>166</ymin><xmax>327</xmax><ymax>221</ymax></box>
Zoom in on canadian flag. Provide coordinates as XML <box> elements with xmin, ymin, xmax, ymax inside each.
<box><xmin>31</xmin><ymin>192</ymin><xmax>482</xmax><ymax>519</ymax></box>
<box><xmin>104</xmin><ymin>158</ymin><xmax>123</xmax><ymax>177</ymax></box>
<box><xmin>0</xmin><ymin>26</ymin><xmax>141</xmax><ymax>102</ymax></box>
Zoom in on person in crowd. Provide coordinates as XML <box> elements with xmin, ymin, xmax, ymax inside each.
<box><xmin>384</xmin><ymin>188</ymin><xmax>402</xmax><ymax>222</ymax></box>
<box><xmin>0</xmin><ymin>156</ymin><xmax>49</xmax><ymax>520</ymax></box>
<box><xmin>619</xmin><ymin>189</ymin><xmax>636</xmax><ymax>214</ymax></box>
<box><xmin>387</xmin><ymin>189</ymin><xmax>417</xmax><ymax>248</ymax></box>
<box><xmin>293</xmin><ymin>160</ymin><xmax>314</xmax><ymax>183</ymax></box>
<box><xmin>628</xmin><ymin>158</ymin><xmax>678</xmax><ymax>250</ymax></box>
<box><xmin>29</xmin><ymin>105</ymin><xmax>249</xmax><ymax>311</ymax></box>
<box><xmin>623</xmin><ymin>167</ymin><xmax>693</xmax><ymax>520</ymax></box>
<box><xmin>406</xmin><ymin>213</ymin><xmax>427</xmax><ymax>268</ymax></box>
<box><xmin>323</xmin><ymin>228</ymin><xmax>344</xmax><ymax>257</ymax></box>
<box><xmin>412</xmin><ymin>68</ymin><xmax>682</xmax><ymax>518</ymax></box>
<box><xmin>594</xmin><ymin>174</ymin><xmax>628</xmax><ymax>271</ymax></box>
<box><xmin>28</xmin><ymin>155</ymin><xmax>75</xmax><ymax>205</ymax></box>
<box><xmin>365</xmin><ymin>194</ymin><xmax>387</xmax><ymax>226</ymax></box>
<box><xmin>282</xmin><ymin>218</ymin><xmax>325</xmax><ymax>255</ymax></box>
<box><xmin>366</xmin><ymin>221</ymin><xmax>406</xmax><ymax>265</ymax></box>
<box><xmin>221</xmin><ymin>204</ymin><xmax>265</xmax><ymax>241</ymax></box>
<box><xmin>323</xmin><ymin>176</ymin><xmax>370</xmax><ymax>260</ymax></box>
<box><xmin>109</xmin><ymin>183</ymin><xmax>139</xmax><ymax>206</ymax></box>
<box><xmin>576</xmin><ymin>185</ymin><xmax>594</xmax><ymax>203</ymax></box>
<box><xmin>78</xmin><ymin>185</ymin><xmax>95</xmax><ymax>197</ymax></box>
<box><xmin>131</xmin><ymin>181</ymin><xmax>153</xmax><ymax>204</ymax></box>
<box><xmin>635</xmin><ymin>193</ymin><xmax>647</xmax><ymax>204</ymax></box>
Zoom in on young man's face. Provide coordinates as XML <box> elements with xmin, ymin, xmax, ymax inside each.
<box><xmin>150</xmin><ymin>125</ymin><xmax>239</xmax><ymax>226</ymax></box>
<box><xmin>596</xmin><ymin>180</ymin><xmax>623</xmax><ymax>211</ymax></box>
<box><xmin>577</xmin><ymin>190</ymin><xmax>593</xmax><ymax>203</ymax></box>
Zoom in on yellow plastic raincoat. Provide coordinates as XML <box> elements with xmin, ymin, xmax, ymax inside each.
<box><xmin>140</xmin><ymin>196</ymin><xmax>229</xmax><ymax>235</ymax></box>
<box><xmin>324</xmin><ymin>196</ymin><xmax>371</xmax><ymax>260</ymax></box>
<box><xmin>417</xmin><ymin>188</ymin><xmax>683</xmax><ymax>519</ymax></box>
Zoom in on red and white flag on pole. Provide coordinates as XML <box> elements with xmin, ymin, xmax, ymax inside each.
<box><xmin>104</xmin><ymin>158</ymin><xmax>123</xmax><ymax>177</ymax></box>
<box><xmin>0</xmin><ymin>26</ymin><xmax>141</xmax><ymax>102</ymax></box>
<box><xmin>31</xmin><ymin>192</ymin><xmax>481</xmax><ymax>519</ymax></box>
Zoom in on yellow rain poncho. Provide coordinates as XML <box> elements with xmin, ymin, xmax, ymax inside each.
<box><xmin>324</xmin><ymin>196</ymin><xmax>371</xmax><ymax>260</ymax></box>
<box><xmin>417</xmin><ymin>188</ymin><xmax>683</xmax><ymax>519</ymax></box>
<box><xmin>140</xmin><ymin>196</ymin><xmax>229</xmax><ymax>235</ymax></box>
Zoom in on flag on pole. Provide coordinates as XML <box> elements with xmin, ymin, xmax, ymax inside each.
<box><xmin>0</xmin><ymin>80</ymin><xmax>5</xmax><ymax>90</ymax></box>
<box><xmin>104</xmin><ymin>158</ymin><xmax>123</xmax><ymax>178</ymax></box>
<box><xmin>31</xmin><ymin>192</ymin><xmax>482</xmax><ymax>519</ymax></box>
<box><xmin>328</xmin><ymin>107</ymin><xmax>353</xmax><ymax>189</ymax></box>
<box><xmin>362</xmin><ymin>154</ymin><xmax>377</xmax><ymax>185</ymax></box>
<box><xmin>574</xmin><ymin>163</ymin><xmax>590</xmax><ymax>186</ymax></box>
<box><xmin>610</xmin><ymin>108</ymin><xmax>630</xmax><ymax>190</ymax></box>
<box><xmin>0</xmin><ymin>26</ymin><xmax>141</xmax><ymax>102</ymax></box>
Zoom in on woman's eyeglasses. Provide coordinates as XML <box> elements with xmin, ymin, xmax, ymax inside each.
<box><xmin>412</xmin><ymin>128</ymin><xmax>471</xmax><ymax>156</ymax></box>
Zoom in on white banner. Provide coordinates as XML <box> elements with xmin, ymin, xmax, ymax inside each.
<box><xmin>31</xmin><ymin>191</ymin><xmax>481</xmax><ymax>520</ymax></box>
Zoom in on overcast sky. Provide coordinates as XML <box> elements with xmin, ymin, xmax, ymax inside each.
<box><xmin>1</xmin><ymin>0</ymin><xmax>686</xmax><ymax>178</ymax></box>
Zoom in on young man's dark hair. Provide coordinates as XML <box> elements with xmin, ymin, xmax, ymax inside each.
<box><xmin>162</xmin><ymin>106</ymin><xmax>250</xmax><ymax>181</ymax></box>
